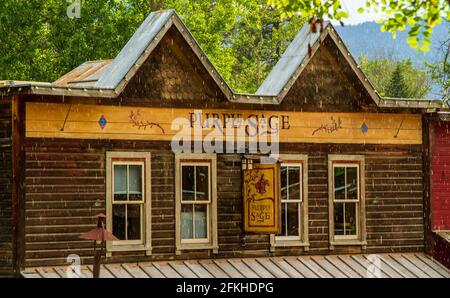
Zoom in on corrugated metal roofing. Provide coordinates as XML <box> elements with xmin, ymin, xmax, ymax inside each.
<box><xmin>95</xmin><ymin>10</ymin><xmax>175</xmax><ymax>89</ymax></box>
<box><xmin>53</xmin><ymin>60</ymin><xmax>112</xmax><ymax>87</ymax></box>
<box><xmin>256</xmin><ymin>23</ymin><xmax>327</xmax><ymax>96</ymax></box>
<box><xmin>21</xmin><ymin>253</ymin><xmax>450</xmax><ymax>278</ymax></box>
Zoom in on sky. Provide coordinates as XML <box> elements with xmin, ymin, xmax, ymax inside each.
<box><xmin>330</xmin><ymin>0</ymin><xmax>380</xmax><ymax>25</ymax></box>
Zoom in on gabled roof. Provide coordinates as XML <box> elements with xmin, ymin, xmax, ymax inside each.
<box><xmin>256</xmin><ymin>23</ymin><xmax>325</xmax><ymax>96</ymax></box>
<box><xmin>54</xmin><ymin>60</ymin><xmax>112</xmax><ymax>87</ymax></box>
<box><xmin>257</xmin><ymin>22</ymin><xmax>383</xmax><ymax>106</ymax></box>
<box><xmin>95</xmin><ymin>9</ymin><xmax>234</xmax><ymax>99</ymax></box>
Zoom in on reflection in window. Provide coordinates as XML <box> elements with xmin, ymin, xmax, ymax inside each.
<box><xmin>277</xmin><ymin>165</ymin><xmax>302</xmax><ymax>240</ymax></box>
<box><xmin>112</xmin><ymin>163</ymin><xmax>144</xmax><ymax>241</ymax></box>
<box><xmin>333</xmin><ymin>165</ymin><xmax>359</xmax><ymax>237</ymax></box>
<box><xmin>181</xmin><ymin>164</ymin><xmax>210</xmax><ymax>241</ymax></box>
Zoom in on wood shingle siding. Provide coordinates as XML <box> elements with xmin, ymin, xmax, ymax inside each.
<box><xmin>0</xmin><ymin>100</ymin><xmax>13</xmax><ymax>277</ymax></box>
<box><xmin>23</xmin><ymin>138</ymin><xmax>424</xmax><ymax>266</ymax></box>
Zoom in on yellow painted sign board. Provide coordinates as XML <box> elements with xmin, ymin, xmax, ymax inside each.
<box><xmin>243</xmin><ymin>164</ymin><xmax>280</xmax><ymax>234</ymax></box>
<box><xmin>26</xmin><ymin>102</ymin><xmax>423</xmax><ymax>145</ymax></box>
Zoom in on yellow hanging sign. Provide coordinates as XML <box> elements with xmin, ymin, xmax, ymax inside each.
<box><xmin>243</xmin><ymin>163</ymin><xmax>280</xmax><ymax>234</ymax></box>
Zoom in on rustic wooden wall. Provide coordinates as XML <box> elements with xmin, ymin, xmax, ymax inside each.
<box><xmin>0</xmin><ymin>100</ymin><xmax>13</xmax><ymax>276</ymax></box>
<box><xmin>24</xmin><ymin>138</ymin><xmax>424</xmax><ymax>267</ymax></box>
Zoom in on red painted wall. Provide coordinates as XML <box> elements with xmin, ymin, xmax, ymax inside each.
<box><xmin>431</xmin><ymin>121</ymin><xmax>450</xmax><ymax>231</ymax></box>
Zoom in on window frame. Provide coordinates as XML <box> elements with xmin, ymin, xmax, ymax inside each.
<box><xmin>106</xmin><ymin>152</ymin><xmax>152</xmax><ymax>255</ymax></box>
<box><xmin>270</xmin><ymin>154</ymin><xmax>309</xmax><ymax>251</ymax></box>
<box><xmin>328</xmin><ymin>155</ymin><xmax>366</xmax><ymax>249</ymax></box>
<box><xmin>175</xmin><ymin>153</ymin><xmax>218</xmax><ymax>254</ymax></box>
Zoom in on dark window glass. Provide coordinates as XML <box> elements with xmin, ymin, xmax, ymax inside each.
<box><xmin>113</xmin><ymin>204</ymin><xmax>126</xmax><ymax>240</ymax></box>
<box><xmin>280</xmin><ymin>167</ymin><xmax>288</xmax><ymax>201</ymax></box>
<box><xmin>196</xmin><ymin>166</ymin><xmax>209</xmax><ymax>201</ymax></box>
<box><xmin>334</xmin><ymin>202</ymin><xmax>345</xmax><ymax>236</ymax></box>
<box><xmin>182</xmin><ymin>166</ymin><xmax>195</xmax><ymax>201</ymax></box>
<box><xmin>288</xmin><ymin>167</ymin><xmax>301</xmax><ymax>200</ymax></box>
<box><xmin>346</xmin><ymin>167</ymin><xmax>358</xmax><ymax>201</ymax></box>
<box><xmin>286</xmin><ymin>203</ymin><xmax>299</xmax><ymax>236</ymax></box>
<box><xmin>334</xmin><ymin>167</ymin><xmax>345</xmax><ymax>200</ymax></box>
<box><xmin>127</xmin><ymin>205</ymin><xmax>141</xmax><ymax>240</ymax></box>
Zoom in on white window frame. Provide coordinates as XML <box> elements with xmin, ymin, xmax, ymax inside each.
<box><xmin>175</xmin><ymin>153</ymin><xmax>218</xmax><ymax>254</ymax></box>
<box><xmin>328</xmin><ymin>155</ymin><xmax>366</xmax><ymax>249</ymax></box>
<box><xmin>106</xmin><ymin>152</ymin><xmax>152</xmax><ymax>255</ymax></box>
<box><xmin>270</xmin><ymin>154</ymin><xmax>309</xmax><ymax>251</ymax></box>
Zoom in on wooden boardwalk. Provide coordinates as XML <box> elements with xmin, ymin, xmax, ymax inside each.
<box><xmin>22</xmin><ymin>253</ymin><xmax>450</xmax><ymax>278</ymax></box>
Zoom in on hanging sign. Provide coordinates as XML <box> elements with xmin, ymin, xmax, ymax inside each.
<box><xmin>243</xmin><ymin>163</ymin><xmax>280</xmax><ymax>234</ymax></box>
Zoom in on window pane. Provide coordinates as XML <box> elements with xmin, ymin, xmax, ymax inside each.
<box><xmin>181</xmin><ymin>204</ymin><xmax>193</xmax><ymax>239</ymax></box>
<box><xmin>346</xmin><ymin>167</ymin><xmax>358</xmax><ymax>201</ymax></box>
<box><xmin>280</xmin><ymin>167</ymin><xmax>288</xmax><ymax>201</ymax></box>
<box><xmin>113</xmin><ymin>204</ymin><xmax>126</xmax><ymax>240</ymax></box>
<box><xmin>286</xmin><ymin>203</ymin><xmax>300</xmax><ymax>236</ymax></box>
<box><xmin>288</xmin><ymin>166</ymin><xmax>301</xmax><ymax>201</ymax></box>
<box><xmin>345</xmin><ymin>202</ymin><xmax>357</xmax><ymax>235</ymax></box>
<box><xmin>279</xmin><ymin>202</ymin><xmax>287</xmax><ymax>236</ymax></box>
<box><xmin>114</xmin><ymin>165</ymin><xmax>127</xmax><ymax>201</ymax></box>
<box><xmin>334</xmin><ymin>167</ymin><xmax>345</xmax><ymax>200</ymax></box>
<box><xmin>334</xmin><ymin>202</ymin><xmax>345</xmax><ymax>236</ymax></box>
<box><xmin>194</xmin><ymin>204</ymin><xmax>207</xmax><ymax>239</ymax></box>
<box><xmin>196</xmin><ymin>166</ymin><xmax>209</xmax><ymax>201</ymax></box>
<box><xmin>127</xmin><ymin>205</ymin><xmax>141</xmax><ymax>240</ymax></box>
<box><xmin>182</xmin><ymin>166</ymin><xmax>195</xmax><ymax>201</ymax></box>
<box><xmin>129</xmin><ymin>165</ymin><xmax>143</xmax><ymax>201</ymax></box>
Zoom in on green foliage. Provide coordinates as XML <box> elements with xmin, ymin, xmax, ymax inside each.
<box><xmin>360</xmin><ymin>55</ymin><xmax>430</xmax><ymax>98</ymax></box>
<box><xmin>425</xmin><ymin>28</ymin><xmax>449</xmax><ymax>99</ymax></box>
<box><xmin>268</xmin><ymin>0</ymin><xmax>450</xmax><ymax>52</ymax></box>
<box><xmin>0</xmin><ymin>0</ymin><xmax>305</xmax><ymax>93</ymax></box>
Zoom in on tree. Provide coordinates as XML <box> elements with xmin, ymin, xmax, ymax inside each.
<box><xmin>267</xmin><ymin>0</ymin><xmax>450</xmax><ymax>51</ymax></box>
<box><xmin>426</xmin><ymin>27</ymin><xmax>449</xmax><ymax>100</ymax></box>
<box><xmin>0</xmin><ymin>0</ymin><xmax>305</xmax><ymax>93</ymax></box>
<box><xmin>360</xmin><ymin>55</ymin><xmax>431</xmax><ymax>98</ymax></box>
<box><xmin>386</xmin><ymin>63</ymin><xmax>410</xmax><ymax>98</ymax></box>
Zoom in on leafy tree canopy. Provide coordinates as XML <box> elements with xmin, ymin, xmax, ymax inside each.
<box><xmin>0</xmin><ymin>0</ymin><xmax>305</xmax><ymax>93</ymax></box>
<box><xmin>268</xmin><ymin>0</ymin><xmax>450</xmax><ymax>51</ymax></box>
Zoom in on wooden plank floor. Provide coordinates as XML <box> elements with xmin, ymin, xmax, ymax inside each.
<box><xmin>21</xmin><ymin>253</ymin><xmax>450</xmax><ymax>278</ymax></box>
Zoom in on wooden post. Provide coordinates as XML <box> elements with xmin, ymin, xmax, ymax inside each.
<box><xmin>11</xmin><ymin>95</ymin><xmax>26</xmax><ymax>277</ymax></box>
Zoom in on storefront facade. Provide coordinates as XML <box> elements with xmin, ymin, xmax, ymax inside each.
<box><xmin>0</xmin><ymin>10</ymin><xmax>446</xmax><ymax>275</ymax></box>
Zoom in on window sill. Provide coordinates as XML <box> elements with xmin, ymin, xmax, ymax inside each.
<box><xmin>176</xmin><ymin>244</ymin><xmax>219</xmax><ymax>255</ymax></box>
<box><xmin>270</xmin><ymin>241</ymin><xmax>310</xmax><ymax>252</ymax></box>
<box><xmin>106</xmin><ymin>244</ymin><xmax>152</xmax><ymax>257</ymax></box>
<box><xmin>329</xmin><ymin>240</ymin><xmax>367</xmax><ymax>250</ymax></box>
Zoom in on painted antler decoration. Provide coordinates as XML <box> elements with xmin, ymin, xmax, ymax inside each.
<box><xmin>129</xmin><ymin>110</ymin><xmax>165</xmax><ymax>134</ymax></box>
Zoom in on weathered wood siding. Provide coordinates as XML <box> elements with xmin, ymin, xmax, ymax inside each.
<box><xmin>0</xmin><ymin>100</ymin><xmax>13</xmax><ymax>276</ymax></box>
<box><xmin>24</xmin><ymin>138</ymin><xmax>424</xmax><ymax>266</ymax></box>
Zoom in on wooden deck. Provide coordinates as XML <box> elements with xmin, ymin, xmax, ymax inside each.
<box><xmin>21</xmin><ymin>253</ymin><xmax>450</xmax><ymax>278</ymax></box>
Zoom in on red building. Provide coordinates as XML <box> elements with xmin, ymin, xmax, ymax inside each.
<box><xmin>426</xmin><ymin>111</ymin><xmax>450</xmax><ymax>268</ymax></box>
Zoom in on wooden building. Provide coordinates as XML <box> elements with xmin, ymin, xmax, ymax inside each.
<box><xmin>0</xmin><ymin>10</ymin><xmax>449</xmax><ymax>277</ymax></box>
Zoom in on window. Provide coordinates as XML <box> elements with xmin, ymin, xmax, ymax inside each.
<box><xmin>106</xmin><ymin>152</ymin><xmax>151</xmax><ymax>254</ymax></box>
<box><xmin>270</xmin><ymin>155</ymin><xmax>309</xmax><ymax>250</ymax></box>
<box><xmin>328</xmin><ymin>155</ymin><xmax>366</xmax><ymax>248</ymax></box>
<box><xmin>175</xmin><ymin>154</ymin><xmax>218</xmax><ymax>253</ymax></box>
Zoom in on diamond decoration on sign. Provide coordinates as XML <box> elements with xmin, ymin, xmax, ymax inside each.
<box><xmin>98</xmin><ymin>115</ymin><xmax>107</xmax><ymax>129</ymax></box>
<box><xmin>361</xmin><ymin>121</ymin><xmax>368</xmax><ymax>135</ymax></box>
